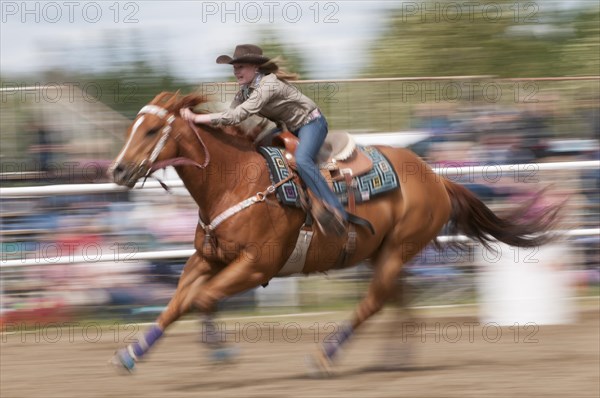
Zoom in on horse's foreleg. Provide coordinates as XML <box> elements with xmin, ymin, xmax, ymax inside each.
<box><xmin>192</xmin><ymin>251</ymin><xmax>276</xmax><ymax>313</ymax></box>
<box><xmin>111</xmin><ymin>253</ymin><xmax>215</xmax><ymax>372</ymax></box>
<box><xmin>156</xmin><ymin>253</ymin><xmax>216</xmax><ymax>328</ymax></box>
<box><xmin>185</xmin><ymin>251</ymin><xmax>277</xmax><ymax>362</ymax></box>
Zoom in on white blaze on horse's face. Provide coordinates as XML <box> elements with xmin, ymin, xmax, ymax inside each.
<box><xmin>114</xmin><ymin>115</ymin><xmax>146</xmax><ymax>165</ymax></box>
<box><xmin>111</xmin><ymin>107</ymin><xmax>177</xmax><ymax>188</ymax></box>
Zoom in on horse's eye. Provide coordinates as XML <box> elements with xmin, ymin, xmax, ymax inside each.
<box><xmin>146</xmin><ymin>127</ymin><xmax>160</xmax><ymax>137</ymax></box>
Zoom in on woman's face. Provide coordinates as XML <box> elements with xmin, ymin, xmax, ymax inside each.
<box><xmin>233</xmin><ymin>63</ymin><xmax>258</xmax><ymax>85</ymax></box>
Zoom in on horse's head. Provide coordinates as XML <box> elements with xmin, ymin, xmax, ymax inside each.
<box><xmin>110</xmin><ymin>92</ymin><xmax>206</xmax><ymax>187</ymax></box>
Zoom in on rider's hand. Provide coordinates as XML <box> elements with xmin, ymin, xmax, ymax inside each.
<box><xmin>179</xmin><ymin>108</ymin><xmax>196</xmax><ymax>122</ymax></box>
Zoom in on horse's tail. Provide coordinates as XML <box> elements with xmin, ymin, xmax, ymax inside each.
<box><xmin>442</xmin><ymin>179</ymin><xmax>561</xmax><ymax>248</ymax></box>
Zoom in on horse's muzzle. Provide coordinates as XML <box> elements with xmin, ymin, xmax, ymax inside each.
<box><xmin>111</xmin><ymin>162</ymin><xmax>149</xmax><ymax>188</ymax></box>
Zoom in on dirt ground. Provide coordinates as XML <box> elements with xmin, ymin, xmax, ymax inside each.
<box><xmin>1</xmin><ymin>305</ymin><xmax>599</xmax><ymax>398</ymax></box>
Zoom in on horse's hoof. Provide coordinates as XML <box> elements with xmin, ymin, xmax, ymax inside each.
<box><xmin>208</xmin><ymin>346</ymin><xmax>240</xmax><ymax>364</ymax></box>
<box><xmin>304</xmin><ymin>348</ymin><xmax>334</xmax><ymax>378</ymax></box>
<box><xmin>109</xmin><ymin>349</ymin><xmax>135</xmax><ymax>374</ymax></box>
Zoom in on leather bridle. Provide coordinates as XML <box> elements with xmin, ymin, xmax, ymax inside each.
<box><xmin>136</xmin><ymin>104</ymin><xmax>211</xmax><ymax>176</ymax></box>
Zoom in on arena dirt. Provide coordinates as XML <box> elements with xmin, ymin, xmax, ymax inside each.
<box><xmin>1</xmin><ymin>305</ymin><xmax>598</xmax><ymax>398</ymax></box>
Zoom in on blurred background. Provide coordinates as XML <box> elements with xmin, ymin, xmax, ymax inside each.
<box><xmin>1</xmin><ymin>0</ymin><xmax>598</xmax><ymax>327</ymax></box>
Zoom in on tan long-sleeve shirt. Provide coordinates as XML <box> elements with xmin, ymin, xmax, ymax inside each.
<box><xmin>209</xmin><ymin>73</ymin><xmax>318</xmax><ymax>132</ymax></box>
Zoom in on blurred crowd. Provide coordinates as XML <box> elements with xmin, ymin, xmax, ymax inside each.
<box><xmin>1</xmin><ymin>191</ymin><xmax>199</xmax><ymax>324</ymax></box>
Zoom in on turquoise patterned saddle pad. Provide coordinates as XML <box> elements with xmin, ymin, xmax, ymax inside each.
<box><xmin>257</xmin><ymin>145</ymin><xmax>399</xmax><ymax>207</ymax></box>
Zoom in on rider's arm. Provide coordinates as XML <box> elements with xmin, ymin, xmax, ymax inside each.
<box><xmin>208</xmin><ymin>82</ymin><xmax>275</xmax><ymax>126</ymax></box>
<box><xmin>182</xmin><ymin>112</ymin><xmax>212</xmax><ymax>124</ymax></box>
<box><xmin>180</xmin><ymin>83</ymin><xmax>274</xmax><ymax>126</ymax></box>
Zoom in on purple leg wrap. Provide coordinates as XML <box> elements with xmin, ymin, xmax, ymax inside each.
<box><xmin>323</xmin><ymin>322</ymin><xmax>353</xmax><ymax>359</ymax></box>
<box><xmin>131</xmin><ymin>325</ymin><xmax>163</xmax><ymax>359</ymax></box>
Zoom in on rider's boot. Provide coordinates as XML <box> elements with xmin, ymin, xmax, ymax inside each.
<box><xmin>311</xmin><ymin>199</ymin><xmax>347</xmax><ymax>237</ymax></box>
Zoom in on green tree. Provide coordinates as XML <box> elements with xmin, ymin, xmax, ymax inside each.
<box><xmin>364</xmin><ymin>1</ymin><xmax>598</xmax><ymax>77</ymax></box>
<box><xmin>558</xmin><ymin>8</ymin><xmax>600</xmax><ymax>76</ymax></box>
<box><xmin>256</xmin><ymin>29</ymin><xmax>309</xmax><ymax>79</ymax></box>
<box><xmin>41</xmin><ymin>30</ymin><xmax>193</xmax><ymax>118</ymax></box>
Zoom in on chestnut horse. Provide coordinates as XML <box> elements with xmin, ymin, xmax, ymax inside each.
<box><xmin>109</xmin><ymin>92</ymin><xmax>558</xmax><ymax>374</ymax></box>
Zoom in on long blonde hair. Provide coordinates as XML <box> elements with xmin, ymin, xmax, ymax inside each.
<box><xmin>258</xmin><ymin>56</ymin><xmax>299</xmax><ymax>81</ymax></box>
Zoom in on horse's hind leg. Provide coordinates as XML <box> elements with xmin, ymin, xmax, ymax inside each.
<box><xmin>377</xmin><ymin>270</ymin><xmax>416</xmax><ymax>370</ymax></box>
<box><xmin>310</xmin><ymin>239</ymin><xmax>424</xmax><ymax>374</ymax></box>
<box><xmin>111</xmin><ymin>253</ymin><xmax>216</xmax><ymax>372</ymax></box>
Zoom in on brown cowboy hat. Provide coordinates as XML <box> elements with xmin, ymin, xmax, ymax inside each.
<box><xmin>216</xmin><ymin>44</ymin><xmax>270</xmax><ymax>65</ymax></box>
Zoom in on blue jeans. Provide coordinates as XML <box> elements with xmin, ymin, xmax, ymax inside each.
<box><xmin>293</xmin><ymin>116</ymin><xmax>347</xmax><ymax>219</ymax></box>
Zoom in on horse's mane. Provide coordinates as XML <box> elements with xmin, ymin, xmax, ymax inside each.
<box><xmin>150</xmin><ymin>91</ymin><xmax>257</xmax><ymax>151</ymax></box>
<box><xmin>150</xmin><ymin>91</ymin><xmax>215</xmax><ymax>116</ymax></box>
